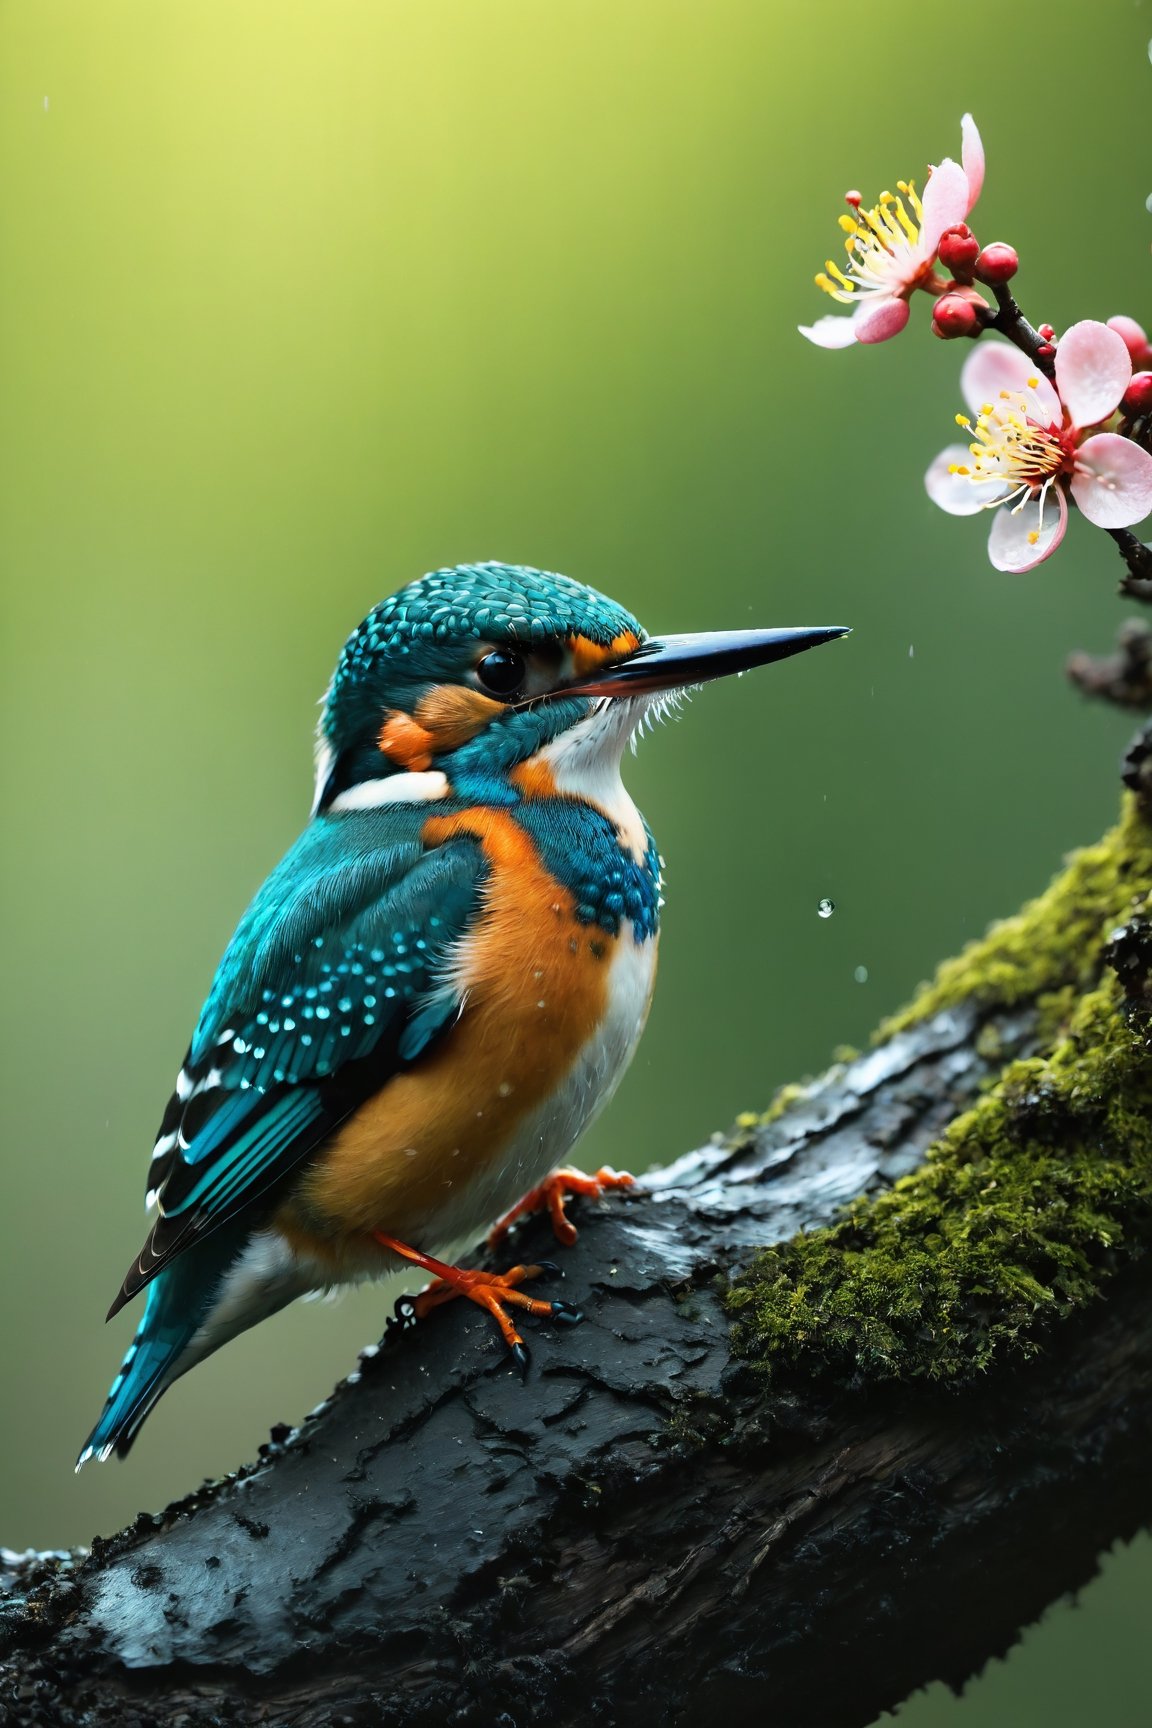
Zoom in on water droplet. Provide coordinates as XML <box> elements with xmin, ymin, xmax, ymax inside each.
<box><xmin>854</xmin><ymin>964</ymin><xmax>869</xmax><ymax>984</ymax></box>
<box><xmin>908</xmin><ymin>643</ymin><xmax>915</xmax><ymax>658</ymax></box>
<box><xmin>497</xmin><ymin>1081</ymin><xmax>514</xmax><ymax>1097</ymax></box>
<box><xmin>817</xmin><ymin>897</ymin><xmax>835</xmax><ymax>919</ymax></box>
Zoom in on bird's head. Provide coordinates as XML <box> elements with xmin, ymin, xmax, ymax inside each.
<box><xmin>314</xmin><ymin>562</ymin><xmax>847</xmax><ymax>813</ymax></box>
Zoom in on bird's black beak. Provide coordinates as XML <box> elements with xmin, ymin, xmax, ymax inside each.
<box><xmin>560</xmin><ymin>625</ymin><xmax>851</xmax><ymax>698</ymax></box>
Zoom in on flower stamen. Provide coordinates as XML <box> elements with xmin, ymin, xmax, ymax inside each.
<box><xmin>815</xmin><ymin>179</ymin><xmax>932</xmax><ymax>306</ymax></box>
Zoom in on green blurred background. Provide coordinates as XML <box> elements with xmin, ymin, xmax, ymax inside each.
<box><xmin>1</xmin><ymin>1</ymin><xmax>1150</xmax><ymax>1718</ymax></box>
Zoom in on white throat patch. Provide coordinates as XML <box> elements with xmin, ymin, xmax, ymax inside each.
<box><xmin>530</xmin><ymin>696</ymin><xmax>662</xmax><ymax>860</ymax></box>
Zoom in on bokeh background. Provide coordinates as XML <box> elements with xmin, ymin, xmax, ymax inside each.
<box><xmin>1</xmin><ymin>2</ymin><xmax>1150</xmax><ymax>1720</ymax></box>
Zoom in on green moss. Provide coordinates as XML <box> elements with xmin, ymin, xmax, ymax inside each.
<box><xmin>739</xmin><ymin>1083</ymin><xmax>808</xmax><ymax>1132</ymax></box>
<box><xmin>727</xmin><ymin>797</ymin><xmax>1152</xmax><ymax>1390</ymax></box>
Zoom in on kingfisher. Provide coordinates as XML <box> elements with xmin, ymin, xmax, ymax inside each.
<box><xmin>78</xmin><ymin>563</ymin><xmax>847</xmax><ymax>1466</ymax></box>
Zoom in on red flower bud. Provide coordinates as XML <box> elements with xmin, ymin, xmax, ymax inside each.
<box><xmin>1038</xmin><ymin>324</ymin><xmax>1056</xmax><ymax>342</ymax></box>
<box><xmin>1036</xmin><ymin>343</ymin><xmax>1057</xmax><ymax>361</ymax></box>
<box><xmin>1109</xmin><ymin>316</ymin><xmax>1152</xmax><ymax>369</ymax></box>
<box><xmin>931</xmin><ymin>293</ymin><xmax>982</xmax><ymax>339</ymax></box>
<box><xmin>938</xmin><ymin>223</ymin><xmax>980</xmax><ymax>274</ymax></box>
<box><xmin>974</xmin><ymin>243</ymin><xmax>1019</xmax><ymax>285</ymax></box>
<box><xmin>1123</xmin><ymin>372</ymin><xmax>1152</xmax><ymax>416</ymax></box>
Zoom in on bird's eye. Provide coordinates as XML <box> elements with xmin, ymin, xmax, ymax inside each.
<box><xmin>476</xmin><ymin>649</ymin><xmax>526</xmax><ymax>698</ymax></box>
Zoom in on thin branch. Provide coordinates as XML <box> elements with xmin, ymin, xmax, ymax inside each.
<box><xmin>982</xmin><ymin>281</ymin><xmax>1056</xmax><ymax>377</ymax></box>
<box><xmin>1109</xmin><ymin>528</ymin><xmax>1152</xmax><ymax>597</ymax></box>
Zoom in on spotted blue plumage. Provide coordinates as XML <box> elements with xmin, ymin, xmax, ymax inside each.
<box><xmin>81</xmin><ymin>810</ymin><xmax>486</xmax><ymax>1462</ymax></box>
<box><xmin>515</xmin><ymin>798</ymin><xmax>661</xmax><ymax>940</ymax></box>
<box><xmin>111</xmin><ymin>807</ymin><xmax>485</xmax><ymax>1315</ymax></box>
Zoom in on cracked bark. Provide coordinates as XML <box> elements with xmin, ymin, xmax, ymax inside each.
<box><xmin>3</xmin><ymin>983</ymin><xmax>1152</xmax><ymax>1724</ymax></box>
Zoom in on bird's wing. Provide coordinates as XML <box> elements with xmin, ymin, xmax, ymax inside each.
<box><xmin>111</xmin><ymin>808</ymin><xmax>484</xmax><ymax>1315</ymax></box>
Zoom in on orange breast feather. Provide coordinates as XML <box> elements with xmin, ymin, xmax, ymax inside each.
<box><xmin>277</xmin><ymin>807</ymin><xmax>614</xmax><ymax>1264</ymax></box>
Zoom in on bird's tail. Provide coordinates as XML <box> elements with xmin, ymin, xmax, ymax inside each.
<box><xmin>76</xmin><ymin>1225</ymin><xmax>245</xmax><ymax>1468</ymax></box>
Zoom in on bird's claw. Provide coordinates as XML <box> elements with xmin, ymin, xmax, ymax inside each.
<box><xmin>510</xmin><ymin>1341</ymin><xmax>531</xmax><ymax>1381</ymax></box>
<box><xmin>488</xmin><ymin>1165</ymin><xmax>636</xmax><ymax>1250</ymax></box>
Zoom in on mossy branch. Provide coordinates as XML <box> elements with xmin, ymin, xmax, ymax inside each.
<box><xmin>729</xmin><ymin>796</ymin><xmax>1152</xmax><ymax>1389</ymax></box>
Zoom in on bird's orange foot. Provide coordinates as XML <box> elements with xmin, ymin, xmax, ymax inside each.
<box><xmin>487</xmin><ymin>1165</ymin><xmax>636</xmax><ymax>1250</ymax></box>
<box><xmin>375</xmin><ymin>1233</ymin><xmax>582</xmax><ymax>1377</ymax></box>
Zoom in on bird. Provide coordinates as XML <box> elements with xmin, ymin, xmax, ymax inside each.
<box><xmin>78</xmin><ymin>562</ymin><xmax>847</xmax><ymax>1466</ymax></box>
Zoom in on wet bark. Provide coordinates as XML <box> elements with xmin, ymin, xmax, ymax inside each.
<box><xmin>5</xmin><ymin>987</ymin><xmax>1152</xmax><ymax>1728</ymax></box>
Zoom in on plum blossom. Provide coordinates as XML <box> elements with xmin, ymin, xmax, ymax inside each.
<box><xmin>925</xmin><ymin>322</ymin><xmax>1152</xmax><ymax>572</ymax></box>
<box><xmin>800</xmin><ymin>116</ymin><xmax>984</xmax><ymax>349</ymax></box>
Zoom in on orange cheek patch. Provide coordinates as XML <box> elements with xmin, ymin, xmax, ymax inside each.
<box><xmin>567</xmin><ymin>630</ymin><xmax>641</xmax><ymax>679</ymax></box>
<box><xmin>379</xmin><ymin>687</ymin><xmax>504</xmax><ymax>768</ymax></box>
<box><xmin>415</xmin><ymin>685</ymin><xmax>505</xmax><ymax>752</ymax></box>
<box><xmin>378</xmin><ymin>710</ymin><xmax>435</xmax><ymax>771</ymax></box>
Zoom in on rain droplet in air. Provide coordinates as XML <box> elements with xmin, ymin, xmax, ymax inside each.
<box><xmin>854</xmin><ymin>965</ymin><xmax>869</xmax><ymax>984</ymax></box>
<box><xmin>817</xmin><ymin>897</ymin><xmax>835</xmax><ymax>919</ymax></box>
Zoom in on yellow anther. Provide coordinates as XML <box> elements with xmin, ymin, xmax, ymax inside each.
<box><xmin>860</xmin><ymin>205</ymin><xmax>887</xmax><ymax>239</ymax></box>
<box><xmin>826</xmin><ymin>260</ymin><xmax>854</xmax><ymax>290</ymax></box>
<box><xmin>838</xmin><ymin>214</ymin><xmax>858</xmax><ymax>234</ymax></box>
<box><xmin>1027</xmin><ymin>376</ymin><xmax>1039</xmax><ymax>389</ymax></box>
<box><xmin>948</xmin><ymin>464</ymin><xmax>971</xmax><ymax>476</ymax></box>
<box><xmin>982</xmin><ymin>404</ymin><xmax>994</xmax><ymax>416</ymax></box>
<box><xmin>1027</xmin><ymin>530</ymin><xmax>1040</xmax><ymax>545</ymax></box>
<box><xmin>955</xmin><ymin>413</ymin><xmax>971</xmax><ymax>428</ymax></box>
<box><xmin>893</xmin><ymin>200</ymin><xmax>918</xmax><ymax>241</ymax></box>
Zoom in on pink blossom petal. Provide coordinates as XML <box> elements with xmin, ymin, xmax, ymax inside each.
<box><xmin>854</xmin><ymin>295</ymin><xmax>910</xmax><ymax>345</ymax></box>
<box><xmin>960</xmin><ymin>342</ymin><xmax>1060</xmax><ymax>425</ymax></box>
<box><xmin>925</xmin><ymin>443</ymin><xmax>1006</xmax><ymax>516</ymax></box>
<box><xmin>1108</xmin><ymin>315</ymin><xmax>1150</xmax><ymax>365</ymax></box>
<box><xmin>987</xmin><ymin>486</ymin><xmax>1068</xmax><ymax>572</ymax></box>
<box><xmin>919</xmin><ymin>157</ymin><xmax>970</xmax><ymax>250</ymax></box>
<box><xmin>960</xmin><ymin>114</ymin><xmax>984</xmax><ymax>211</ymax></box>
<box><xmin>1055</xmin><ymin>320</ymin><xmax>1132</xmax><ymax>428</ymax></box>
<box><xmin>798</xmin><ymin>314</ymin><xmax>859</xmax><ymax>350</ymax></box>
<box><xmin>1070</xmin><ymin>433</ymin><xmax>1152</xmax><ymax>528</ymax></box>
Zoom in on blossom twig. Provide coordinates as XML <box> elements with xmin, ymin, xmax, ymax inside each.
<box><xmin>983</xmin><ymin>282</ymin><xmax>1056</xmax><ymax>378</ymax></box>
<box><xmin>802</xmin><ymin>113</ymin><xmax>1152</xmax><ymax>602</ymax></box>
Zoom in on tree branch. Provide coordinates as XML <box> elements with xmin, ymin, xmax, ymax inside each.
<box><xmin>4</xmin><ymin>799</ymin><xmax>1152</xmax><ymax>1728</ymax></box>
